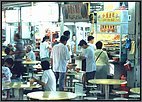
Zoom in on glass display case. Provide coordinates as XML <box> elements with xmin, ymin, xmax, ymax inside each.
<box><xmin>96</xmin><ymin>10</ymin><xmax>128</xmax><ymax>62</ymax></box>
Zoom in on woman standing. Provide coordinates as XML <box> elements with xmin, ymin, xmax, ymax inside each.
<box><xmin>95</xmin><ymin>41</ymin><xmax>109</xmax><ymax>79</ymax></box>
<box><xmin>40</xmin><ymin>36</ymin><xmax>51</xmax><ymax>61</ymax></box>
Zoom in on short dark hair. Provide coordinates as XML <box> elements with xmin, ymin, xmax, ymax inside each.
<box><xmin>41</xmin><ymin>61</ymin><xmax>50</xmax><ymax>70</ymax></box>
<box><xmin>63</xmin><ymin>30</ymin><xmax>70</xmax><ymax>37</ymax></box>
<box><xmin>96</xmin><ymin>41</ymin><xmax>103</xmax><ymax>49</ymax></box>
<box><xmin>60</xmin><ymin>35</ymin><xmax>69</xmax><ymax>43</ymax></box>
<box><xmin>14</xmin><ymin>33</ymin><xmax>21</xmax><ymax>39</ymax></box>
<box><xmin>78</xmin><ymin>40</ymin><xmax>87</xmax><ymax>46</ymax></box>
<box><xmin>88</xmin><ymin>36</ymin><xmax>94</xmax><ymax>41</ymax></box>
<box><xmin>5</xmin><ymin>47</ymin><xmax>11</xmax><ymax>55</ymax></box>
<box><xmin>5</xmin><ymin>58</ymin><xmax>14</xmax><ymax>65</ymax></box>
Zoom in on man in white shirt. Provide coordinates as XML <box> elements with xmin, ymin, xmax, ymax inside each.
<box><xmin>40</xmin><ymin>36</ymin><xmax>51</xmax><ymax>61</ymax></box>
<box><xmin>26</xmin><ymin>45</ymin><xmax>36</xmax><ymax>61</ymax></box>
<box><xmin>31</xmin><ymin>61</ymin><xmax>56</xmax><ymax>91</ymax></box>
<box><xmin>78</xmin><ymin>40</ymin><xmax>96</xmax><ymax>94</ymax></box>
<box><xmin>51</xmin><ymin>35</ymin><xmax>70</xmax><ymax>91</ymax></box>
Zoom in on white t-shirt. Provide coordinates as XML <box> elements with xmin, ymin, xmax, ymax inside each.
<box><xmin>51</xmin><ymin>43</ymin><xmax>70</xmax><ymax>72</ymax></box>
<box><xmin>41</xmin><ymin>69</ymin><xmax>56</xmax><ymax>91</ymax></box>
<box><xmin>26</xmin><ymin>50</ymin><xmax>36</xmax><ymax>61</ymax></box>
<box><xmin>83</xmin><ymin>45</ymin><xmax>96</xmax><ymax>72</ymax></box>
<box><xmin>2</xmin><ymin>66</ymin><xmax>12</xmax><ymax>82</ymax></box>
<box><xmin>40</xmin><ymin>41</ymin><xmax>50</xmax><ymax>59</ymax></box>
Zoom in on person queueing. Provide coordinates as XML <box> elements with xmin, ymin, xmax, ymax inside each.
<box><xmin>30</xmin><ymin>61</ymin><xmax>56</xmax><ymax>91</ymax></box>
<box><xmin>51</xmin><ymin>35</ymin><xmax>70</xmax><ymax>91</ymax></box>
<box><xmin>78</xmin><ymin>40</ymin><xmax>96</xmax><ymax>94</ymax></box>
<box><xmin>40</xmin><ymin>36</ymin><xmax>51</xmax><ymax>61</ymax></box>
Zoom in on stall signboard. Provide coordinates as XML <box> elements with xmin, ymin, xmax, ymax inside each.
<box><xmin>63</xmin><ymin>3</ymin><xmax>89</xmax><ymax>22</ymax></box>
<box><xmin>97</xmin><ymin>10</ymin><xmax>121</xmax><ymax>22</ymax></box>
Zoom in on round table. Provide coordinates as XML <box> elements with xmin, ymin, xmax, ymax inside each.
<box><xmin>27</xmin><ymin>91</ymin><xmax>77</xmax><ymax>100</ymax></box>
<box><xmin>130</xmin><ymin>87</ymin><xmax>140</xmax><ymax>94</ymax></box>
<box><xmin>22</xmin><ymin>61</ymin><xmax>41</xmax><ymax>65</ymax></box>
<box><xmin>2</xmin><ymin>82</ymin><xmax>41</xmax><ymax>100</ymax></box>
<box><xmin>88</xmin><ymin>79</ymin><xmax>127</xmax><ymax>100</ymax></box>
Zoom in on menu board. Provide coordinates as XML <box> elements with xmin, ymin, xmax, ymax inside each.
<box><xmin>97</xmin><ymin>10</ymin><xmax>121</xmax><ymax>22</ymax></box>
<box><xmin>97</xmin><ymin>24</ymin><xmax>121</xmax><ymax>33</ymax></box>
<box><xmin>63</xmin><ymin>3</ymin><xmax>89</xmax><ymax>22</ymax></box>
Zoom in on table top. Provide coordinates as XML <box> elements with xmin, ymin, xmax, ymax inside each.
<box><xmin>27</xmin><ymin>91</ymin><xmax>77</xmax><ymax>100</ymax></box>
<box><xmin>88</xmin><ymin>79</ymin><xmax>127</xmax><ymax>85</ymax></box>
<box><xmin>22</xmin><ymin>61</ymin><xmax>41</xmax><ymax>65</ymax></box>
<box><xmin>66</xmin><ymin>71</ymin><xmax>84</xmax><ymax>76</ymax></box>
<box><xmin>130</xmin><ymin>87</ymin><xmax>140</xmax><ymax>94</ymax></box>
<box><xmin>2</xmin><ymin>82</ymin><xmax>41</xmax><ymax>89</ymax></box>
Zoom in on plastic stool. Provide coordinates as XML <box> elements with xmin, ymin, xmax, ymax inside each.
<box><xmin>113</xmin><ymin>97</ymin><xmax>128</xmax><ymax>100</ymax></box>
<box><xmin>129</xmin><ymin>94</ymin><xmax>140</xmax><ymax>100</ymax></box>
<box><xmin>115</xmin><ymin>91</ymin><xmax>128</xmax><ymax>97</ymax></box>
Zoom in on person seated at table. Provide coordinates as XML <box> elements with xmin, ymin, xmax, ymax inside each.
<box><xmin>4</xmin><ymin>47</ymin><xmax>14</xmax><ymax>62</ymax></box>
<box><xmin>2</xmin><ymin>60</ymin><xmax>12</xmax><ymax>98</ymax></box>
<box><xmin>4</xmin><ymin>58</ymin><xmax>24</xmax><ymax>81</ymax></box>
<box><xmin>30</xmin><ymin>60</ymin><xmax>56</xmax><ymax>91</ymax></box>
<box><xmin>26</xmin><ymin>45</ymin><xmax>36</xmax><ymax>61</ymax></box>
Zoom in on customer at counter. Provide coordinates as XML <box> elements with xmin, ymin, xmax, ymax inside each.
<box><xmin>95</xmin><ymin>41</ymin><xmax>109</xmax><ymax>94</ymax></box>
<box><xmin>51</xmin><ymin>35</ymin><xmax>70</xmax><ymax>91</ymax></box>
<box><xmin>78</xmin><ymin>40</ymin><xmax>96</xmax><ymax>94</ymax></box>
<box><xmin>95</xmin><ymin>41</ymin><xmax>109</xmax><ymax>79</ymax></box>
<box><xmin>87</xmin><ymin>35</ymin><xmax>95</xmax><ymax>50</ymax></box>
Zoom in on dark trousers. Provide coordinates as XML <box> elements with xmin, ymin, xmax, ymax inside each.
<box><xmin>84</xmin><ymin>71</ymin><xmax>96</xmax><ymax>93</ymax></box>
<box><xmin>54</xmin><ymin>72</ymin><xmax>66</xmax><ymax>91</ymax></box>
<box><xmin>14</xmin><ymin>61</ymin><xmax>25</xmax><ymax>76</ymax></box>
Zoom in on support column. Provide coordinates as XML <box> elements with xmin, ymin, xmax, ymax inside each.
<box><xmin>59</xmin><ymin>2</ymin><xmax>64</xmax><ymax>37</ymax></box>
